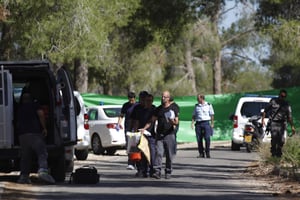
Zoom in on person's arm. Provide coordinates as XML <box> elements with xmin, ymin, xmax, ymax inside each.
<box><xmin>37</xmin><ymin>109</ymin><xmax>47</xmax><ymax>136</ymax></box>
<box><xmin>209</xmin><ymin>104</ymin><xmax>214</xmax><ymax>128</ymax></box>
<box><xmin>117</xmin><ymin>113</ymin><xmax>124</xmax><ymax>125</ymax></box>
<box><xmin>261</xmin><ymin>112</ymin><xmax>266</xmax><ymax>126</ymax></box>
<box><xmin>140</xmin><ymin>116</ymin><xmax>157</xmax><ymax>133</ymax></box>
<box><xmin>287</xmin><ymin>106</ymin><xmax>296</xmax><ymax>135</ymax></box>
<box><xmin>210</xmin><ymin>115</ymin><xmax>214</xmax><ymax>128</ymax></box>
<box><xmin>171</xmin><ymin>117</ymin><xmax>178</xmax><ymax>125</ymax></box>
<box><xmin>191</xmin><ymin>115</ymin><xmax>196</xmax><ymax>129</ymax></box>
<box><xmin>288</xmin><ymin>116</ymin><xmax>296</xmax><ymax>135</ymax></box>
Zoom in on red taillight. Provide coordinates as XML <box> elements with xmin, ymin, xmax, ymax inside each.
<box><xmin>84</xmin><ymin>114</ymin><xmax>89</xmax><ymax>130</ymax></box>
<box><xmin>106</xmin><ymin>123</ymin><xmax>116</xmax><ymax>129</ymax></box>
<box><xmin>233</xmin><ymin>115</ymin><xmax>238</xmax><ymax>128</ymax></box>
<box><xmin>245</xmin><ymin>125</ymin><xmax>254</xmax><ymax>132</ymax></box>
<box><xmin>106</xmin><ymin>123</ymin><xmax>123</xmax><ymax>130</ymax></box>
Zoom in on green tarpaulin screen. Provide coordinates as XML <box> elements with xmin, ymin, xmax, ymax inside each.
<box><xmin>82</xmin><ymin>87</ymin><xmax>300</xmax><ymax>143</ymax></box>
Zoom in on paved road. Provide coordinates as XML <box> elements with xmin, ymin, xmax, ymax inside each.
<box><xmin>0</xmin><ymin>142</ymin><xmax>279</xmax><ymax>200</ymax></box>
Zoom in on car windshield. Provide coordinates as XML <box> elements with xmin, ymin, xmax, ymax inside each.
<box><xmin>240</xmin><ymin>102</ymin><xmax>270</xmax><ymax>118</ymax></box>
<box><xmin>103</xmin><ymin>107</ymin><xmax>121</xmax><ymax>118</ymax></box>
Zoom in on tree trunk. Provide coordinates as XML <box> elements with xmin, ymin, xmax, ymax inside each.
<box><xmin>185</xmin><ymin>40</ymin><xmax>197</xmax><ymax>95</ymax></box>
<box><xmin>74</xmin><ymin>58</ymin><xmax>88</xmax><ymax>93</ymax></box>
<box><xmin>213</xmin><ymin>52</ymin><xmax>222</xmax><ymax>94</ymax></box>
<box><xmin>0</xmin><ymin>24</ymin><xmax>12</xmax><ymax>60</ymax></box>
<box><xmin>208</xmin><ymin>1</ymin><xmax>223</xmax><ymax>94</ymax></box>
<box><xmin>103</xmin><ymin>84</ymin><xmax>112</xmax><ymax>95</ymax></box>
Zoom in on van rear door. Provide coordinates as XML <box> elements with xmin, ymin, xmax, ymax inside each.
<box><xmin>56</xmin><ymin>68</ymin><xmax>77</xmax><ymax>145</ymax></box>
<box><xmin>0</xmin><ymin>66</ymin><xmax>13</xmax><ymax>147</ymax></box>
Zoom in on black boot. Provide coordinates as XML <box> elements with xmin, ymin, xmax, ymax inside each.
<box><xmin>205</xmin><ymin>152</ymin><xmax>210</xmax><ymax>158</ymax></box>
<box><xmin>197</xmin><ymin>152</ymin><xmax>205</xmax><ymax>158</ymax></box>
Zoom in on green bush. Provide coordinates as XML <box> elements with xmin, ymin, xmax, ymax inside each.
<box><xmin>257</xmin><ymin>135</ymin><xmax>300</xmax><ymax>178</ymax></box>
<box><xmin>282</xmin><ymin>135</ymin><xmax>300</xmax><ymax>174</ymax></box>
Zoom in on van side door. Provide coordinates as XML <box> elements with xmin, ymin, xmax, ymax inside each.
<box><xmin>56</xmin><ymin>68</ymin><xmax>77</xmax><ymax>145</ymax></box>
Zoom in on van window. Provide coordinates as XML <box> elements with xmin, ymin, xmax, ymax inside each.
<box><xmin>240</xmin><ymin>102</ymin><xmax>269</xmax><ymax>117</ymax></box>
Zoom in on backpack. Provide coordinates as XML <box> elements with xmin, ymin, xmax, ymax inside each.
<box><xmin>70</xmin><ymin>165</ymin><xmax>100</xmax><ymax>184</ymax></box>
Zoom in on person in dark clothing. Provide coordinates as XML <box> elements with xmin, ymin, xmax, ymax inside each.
<box><xmin>117</xmin><ymin>92</ymin><xmax>137</xmax><ymax>170</ymax></box>
<box><xmin>142</xmin><ymin>91</ymin><xmax>179</xmax><ymax>179</ymax></box>
<box><xmin>16</xmin><ymin>89</ymin><xmax>54</xmax><ymax>184</ymax></box>
<box><xmin>262</xmin><ymin>89</ymin><xmax>295</xmax><ymax>157</ymax></box>
<box><xmin>131</xmin><ymin>92</ymin><xmax>156</xmax><ymax>177</ymax></box>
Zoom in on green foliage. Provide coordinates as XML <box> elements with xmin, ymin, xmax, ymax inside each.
<box><xmin>125</xmin><ymin>43</ymin><xmax>166</xmax><ymax>95</ymax></box>
<box><xmin>1</xmin><ymin>0</ymin><xmax>140</xmax><ymax>62</ymax></box>
<box><xmin>1</xmin><ymin>0</ymin><xmax>280</xmax><ymax>95</ymax></box>
<box><xmin>268</xmin><ymin>20</ymin><xmax>300</xmax><ymax>66</ymax></box>
<box><xmin>258</xmin><ymin>134</ymin><xmax>300</xmax><ymax>179</ymax></box>
<box><xmin>256</xmin><ymin>1</ymin><xmax>300</xmax><ymax>89</ymax></box>
<box><xmin>222</xmin><ymin>61</ymin><xmax>273</xmax><ymax>93</ymax></box>
<box><xmin>282</xmin><ymin>135</ymin><xmax>300</xmax><ymax>170</ymax></box>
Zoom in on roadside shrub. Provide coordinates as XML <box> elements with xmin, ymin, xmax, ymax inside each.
<box><xmin>281</xmin><ymin>135</ymin><xmax>300</xmax><ymax>176</ymax></box>
<box><xmin>257</xmin><ymin>142</ymin><xmax>271</xmax><ymax>163</ymax></box>
<box><xmin>257</xmin><ymin>134</ymin><xmax>300</xmax><ymax>179</ymax></box>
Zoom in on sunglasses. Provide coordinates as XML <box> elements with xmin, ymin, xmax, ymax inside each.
<box><xmin>280</xmin><ymin>94</ymin><xmax>287</xmax><ymax>98</ymax></box>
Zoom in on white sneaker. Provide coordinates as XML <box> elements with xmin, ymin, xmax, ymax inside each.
<box><xmin>126</xmin><ymin>165</ymin><xmax>135</xmax><ymax>170</ymax></box>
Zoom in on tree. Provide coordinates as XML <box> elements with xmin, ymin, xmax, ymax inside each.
<box><xmin>0</xmin><ymin>0</ymin><xmax>140</xmax><ymax>93</ymax></box>
<box><xmin>165</xmin><ymin>19</ymin><xmax>215</xmax><ymax>95</ymax></box>
<box><xmin>164</xmin><ymin>0</ymin><xmax>264</xmax><ymax>95</ymax></box>
<box><xmin>256</xmin><ymin>0</ymin><xmax>300</xmax><ymax>88</ymax></box>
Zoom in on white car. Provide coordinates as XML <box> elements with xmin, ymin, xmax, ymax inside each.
<box><xmin>74</xmin><ymin>91</ymin><xmax>90</xmax><ymax>160</ymax></box>
<box><xmin>230</xmin><ymin>95</ymin><xmax>277</xmax><ymax>151</ymax></box>
<box><xmin>87</xmin><ymin>105</ymin><xmax>126</xmax><ymax>155</ymax></box>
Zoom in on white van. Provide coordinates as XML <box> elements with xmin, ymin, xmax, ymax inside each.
<box><xmin>74</xmin><ymin>91</ymin><xmax>90</xmax><ymax>160</ymax></box>
<box><xmin>0</xmin><ymin>60</ymin><xmax>77</xmax><ymax>182</ymax></box>
<box><xmin>230</xmin><ymin>95</ymin><xmax>276</xmax><ymax>151</ymax></box>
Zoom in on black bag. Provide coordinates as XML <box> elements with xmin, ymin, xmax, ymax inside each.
<box><xmin>70</xmin><ymin>165</ymin><xmax>100</xmax><ymax>184</ymax></box>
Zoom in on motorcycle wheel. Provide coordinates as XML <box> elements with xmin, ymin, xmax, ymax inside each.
<box><xmin>246</xmin><ymin>138</ymin><xmax>259</xmax><ymax>153</ymax></box>
<box><xmin>246</xmin><ymin>143</ymin><xmax>252</xmax><ymax>153</ymax></box>
<box><xmin>252</xmin><ymin>137</ymin><xmax>260</xmax><ymax>151</ymax></box>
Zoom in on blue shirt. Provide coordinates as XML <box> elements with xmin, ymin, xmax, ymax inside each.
<box><xmin>193</xmin><ymin>102</ymin><xmax>214</xmax><ymax>121</ymax></box>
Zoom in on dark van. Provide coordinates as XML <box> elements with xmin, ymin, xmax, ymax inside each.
<box><xmin>0</xmin><ymin>60</ymin><xmax>77</xmax><ymax>182</ymax></box>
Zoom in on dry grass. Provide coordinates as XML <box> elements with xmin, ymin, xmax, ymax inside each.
<box><xmin>244</xmin><ymin>138</ymin><xmax>300</xmax><ymax>197</ymax></box>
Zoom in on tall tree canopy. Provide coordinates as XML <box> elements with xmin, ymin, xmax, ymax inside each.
<box><xmin>256</xmin><ymin>0</ymin><xmax>300</xmax><ymax>88</ymax></box>
<box><xmin>1</xmin><ymin>0</ymin><xmax>289</xmax><ymax>95</ymax></box>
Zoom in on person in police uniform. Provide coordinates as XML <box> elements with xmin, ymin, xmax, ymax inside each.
<box><xmin>262</xmin><ymin>89</ymin><xmax>295</xmax><ymax>157</ymax></box>
<box><xmin>191</xmin><ymin>94</ymin><xmax>214</xmax><ymax>158</ymax></box>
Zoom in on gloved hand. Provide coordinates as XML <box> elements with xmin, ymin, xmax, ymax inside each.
<box><xmin>116</xmin><ymin>124</ymin><xmax>120</xmax><ymax>131</ymax></box>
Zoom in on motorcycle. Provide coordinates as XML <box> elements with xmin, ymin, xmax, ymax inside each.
<box><xmin>243</xmin><ymin>115</ymin><xmax>265</xmax><ymax>153</ymax></box>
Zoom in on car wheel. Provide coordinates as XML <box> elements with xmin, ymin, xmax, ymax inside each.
<box><xmin>231</xmin><ymin>140</ymin><xmax>240</xmax><ymax>151</ymax></box>
<box><xmin>106</xmin><ymin>147</ymin><xmax>117</xmax><ymax>155</ymax></box>
<box><xmin>92</xmin><ymin>134</ymin><xmax>105</xmax><ymax>155</ymax></box>
<box><xmin>75</xmin><ymin>149</ymin><xmax>89</xmax><ymax>160</ymax></box>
